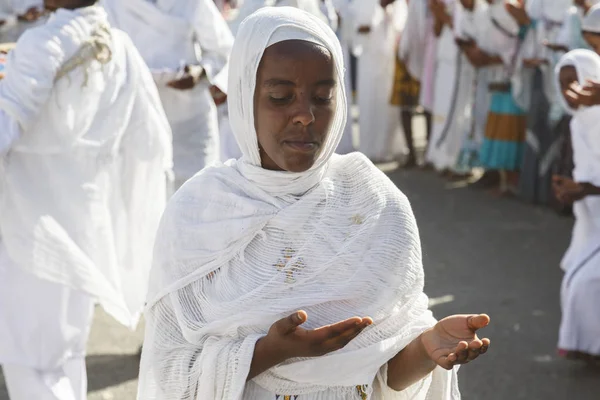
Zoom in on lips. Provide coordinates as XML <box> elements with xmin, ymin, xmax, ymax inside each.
<box><xmin>283</xmin><ymin>140</ymin><xmax>319</xmax><ymax>152</ymax></box>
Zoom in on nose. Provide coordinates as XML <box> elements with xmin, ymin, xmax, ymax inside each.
<box><xmin>291</xmin><ymin>94</ymin><xmax>315</xmax><ymax>126</ymax></box>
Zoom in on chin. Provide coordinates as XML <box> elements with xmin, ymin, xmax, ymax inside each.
<box><xmin>281</xmin><ymin>158</ymin><xmax>316</xmax><ymax>173</ymax></box>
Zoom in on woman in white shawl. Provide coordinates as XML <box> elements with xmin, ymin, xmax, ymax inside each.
<box><xmin>553</xmin><ymin>49</ymin><xmax>600</xmax><ymax>362</ymax></box>
<box><xmin>138</xmin><ymin>7</ymin><xmax>492</xmax><ymax>400</ymax></box>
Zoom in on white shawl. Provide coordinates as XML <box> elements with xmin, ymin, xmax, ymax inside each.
<box><xmin>138</xmin><ymin>7</ymin><xmax>459</xmax><ymax>400</ymax></box>
<box><xmin>555</xmin><ymin>50</ymin><xmax>600</xmax><ymax>273</ymax></box>
<box><xmin>0</xmin><ymin>6</ymin><xmax>172</xmax><ymax>328</ymax></box>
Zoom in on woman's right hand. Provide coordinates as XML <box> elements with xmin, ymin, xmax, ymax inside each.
<box><xmin>263</xmin><ymin>311</ymin><xmax>373</xmax><ymax>360</ymax></box>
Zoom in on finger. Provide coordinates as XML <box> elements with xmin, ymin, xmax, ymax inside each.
<box><xmin>480</xmin><ymin>338</ymin><xmax>491</xmax><ymax>354</ymax></box>
<box><xmin>467</xmin><ymin>314</ymin><xmax>490</xmax><ymax>331</ymax></box>
<box><xmin>455</xmin><ymin>343</ymin><xmax>470</xmax><ymax>364</ymax></box>
<box><xmin>324</xmin><ymin>320</ymin><xmax>371</xmax><ymax>351</ymax></box>
<box><xmin>466</xmin><ymin>339</ymin><xmax>484</xmax><ymax>361</ymax></box>
<box><xmin>276</xmin><ymin>311</ymin><xmax>308</xmax><ymax>335</ymax></box>
<box><xmin>312</xmin><ymin>316</ymin><xmax>367</xmax><ymax>340</ymax></box>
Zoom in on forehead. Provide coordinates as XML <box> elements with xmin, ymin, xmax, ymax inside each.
<box><xmin>257</xmin><ymin>40</ymin><xmax>334</xmax><ymax>77</ymax></box>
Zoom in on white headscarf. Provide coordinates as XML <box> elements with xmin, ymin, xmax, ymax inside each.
<box><xmin>582</xmin><ymin>3</ymin><xmax>600</xmax><ymax>34</ymax></box>
<box><xmin>228</xmin><ymin>6</ymin><xmax>347</xmax><ymax>197</ymax></box>
<box><xmin>139</xmin><ymin>7</ymin><xmax>458</xmax><ymax>400</ymax></box>
<box><xmin>554</xmin><ymin>49</ymin><xmax>600</xmax><ymax>115</ymax></box>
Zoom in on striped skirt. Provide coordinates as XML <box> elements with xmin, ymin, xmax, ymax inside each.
<box><xmin>479</xmin><ymin>90</ymin><xmax>527</xmax><ymax>171</ymax></box>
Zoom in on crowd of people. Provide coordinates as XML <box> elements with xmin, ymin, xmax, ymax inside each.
<box><xmin>0</xmin><ymin>0</ymin><xmax>597</xmax><ymax>399</ymax></box>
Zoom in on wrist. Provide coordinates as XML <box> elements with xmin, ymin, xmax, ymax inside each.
<box><xmin>257</xmin><ymin>335</ymin><xmax>291</xmax><ymax>365</ymax></box>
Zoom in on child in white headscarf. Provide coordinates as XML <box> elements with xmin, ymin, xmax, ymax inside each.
<box><xmin>137</xmin><ymin>7</ymin><xmax>493</xmax><ymax>400</ymax></box>
<box><xmin>553</xmin><ymin>49</ymin><xmax>600</xmax><ymax>363</ymax></box>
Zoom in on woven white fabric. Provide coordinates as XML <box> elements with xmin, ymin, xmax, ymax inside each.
<box><xmin>0</xmin><ymin>6</ymin><xmax>172</xmax><ymax>328</ymax></box>
<box><xmin>138</xmin><ymin>7</ymin><xmax>459</xmax><ymax>400</ymax></box>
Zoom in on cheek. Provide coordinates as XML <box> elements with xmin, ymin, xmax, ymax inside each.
<box><xmin>255</xmin><ymin>105</ymin><xmax>289</xmax><ymax>146</ymax></box>
<box><xmin>314</xmin><ymin>106</ymin><xmax>335</xmax><ymax>132</ymax></box>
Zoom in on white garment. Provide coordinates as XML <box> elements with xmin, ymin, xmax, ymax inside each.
<box><xmin>583</xmin><ymin>3</ymin><xmax>600</xmax><ymax>33</ymax></box>
<box><xmin>399</xmin><ymin>0</ymin><xmax>428</xmax><ymax>81</ymax></box>
<box><xmin>426</xmin><ymin>0</ymin><xmax>477</xmax><ymax>171</ymax></box>
<box><xmin>554</xmin><ymin>50</ymin><xmax>600</xmax><ymax>356</ymax></box>
<box><xmin>0</xmin><ymin>6</ymin><xmax>172</xmax><ymax>328</ymax></box>
<box><xmin>0</xmin><ymin>244</ymin><xmax>94</xmax><ymax>400</ymax></box>
<box><xmin>138</xmin><ymin>7</ymin><xmax>459</xmax><ymax>400</ymax></box>
<box><xmin>353</xmin><ymin>0</ymin><xmax>406</xmax><ymax>162</ymax></box>
<box><xmin>514</xmin><ymin>0</ymin><xmax>571</xmax><ymax>110</ymax></box>
<box><xmin>103</xmin><ymin>0</ymin><xmax>234</xmax><ymax>183</ymax></box>
<box><xmin>3</xmin><ymin>0</ymin><xmax>41</xmax><ymax>15</ymax></box>
<box><xmin>331</xmin><ymin>0</ymin><xmax>355</xmax><ymax>154</ymax></box>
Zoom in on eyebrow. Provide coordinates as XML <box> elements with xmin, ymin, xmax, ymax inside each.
<box><xmin>263</xmin><ymin>78</ymin><xmax>337</xmax><ymax>88</ymax></box>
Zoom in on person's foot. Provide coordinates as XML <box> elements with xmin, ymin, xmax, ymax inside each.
<box><xmin>469</xmin><ymin>170</ymin><xmax>500</xmax><ymax>189</ymax></box>
<box><xmin>446</xmin><ymin>171</ymin><xmax>472</xmax><ymax>182</ymax></box>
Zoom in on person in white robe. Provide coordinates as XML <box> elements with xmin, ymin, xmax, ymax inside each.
<box><xmin>327</xmin><ymin>0</ymin><xmax>355</xmax><ymax>154</ymax></box>
<box><xmin>102</xmin><ymin>0</ymin><xmax>234</xmax><ymax>190</ymax></box>
<box><xmin>353</xmin><ymin>0</ymin><xmax>406</xmax><ymax>163</ymax></box>
<box><xmin>425</xmin><ymin>0</ymin><xmax>479</xmax><ymax>177</ymax></box>
<box><xmin>137</xmin><ymin>7</ymin><xmax>493</xmax><ymax>400</ymax></box>
<box><xmin>452</xmin><ymin>0</ymin><xmax>492</xmax><ymax>175</ymax></box>
<box><xmin>0</xmin><ymin>2</ymin><xmax>172</xmax><ymax>399</ymax></box>
<box><xmin>553</xmin><ymin>49</ymin><xmax>600</xmax><ymax>362</ymax></box>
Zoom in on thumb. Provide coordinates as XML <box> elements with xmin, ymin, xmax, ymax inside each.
<box><xmin>276</xmin><ymin>311</ymin><xmax>308</xmax><ymax>335</ymax></box>
<box><xmin>467</xmin><ymin>314</ymin><xmax>490</xmax><ymax>331</ymax></box>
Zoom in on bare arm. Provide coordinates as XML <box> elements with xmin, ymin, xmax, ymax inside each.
<box><xmin>386</xmin><ymin>333</ymin><xmax>436</xmax><ymax>391</ymax></box>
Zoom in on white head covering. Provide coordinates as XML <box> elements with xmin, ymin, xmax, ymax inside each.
<box><xmin>228</xmin><ymin>6</ymin><xmax>347</xmax><ymax>197</ymax></box>
<box><xmin>554</xmin><ymin>49</ymin><xmax>600</xmax><ymax>114</ymax></box>
<box><xmin>582</xmin><ymin>3</ymin><xmax>600</xmax><ymax>34</ymax></box>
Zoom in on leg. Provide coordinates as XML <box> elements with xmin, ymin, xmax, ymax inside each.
<box><xmin>0</xmin><ymin>250</ymin><xmax>95</xmax><ymax>400</ymax></box>
<box><xmin>3</xmin><ymin>356</ymin><xmax>87</xmax><ymax>400</ymax></box>
<box><xmin>420</xmin><ymin>110</ymin><xmax>434</xmax><ymax>169</ymax></box>
<box><xmin>401</xmin><ymin>110</ymin><xmax>416</xmax><ymax>167</ymax></box>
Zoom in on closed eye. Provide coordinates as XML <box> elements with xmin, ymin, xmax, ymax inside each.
<box><xmin>269</xmin><ymin>95</ymin><xmax>294</xmax><ymax>105</ymax></box>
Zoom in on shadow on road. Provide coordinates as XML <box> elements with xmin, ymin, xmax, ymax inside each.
<box><xmin>87</xmin><ymin>353</ymin><xmax>140</xmax><ymax>393</ymax></box>
<box><xmin>0</xmin><ymin>353</ymin><xmax>140</xmax><ymax>400</ymax></box>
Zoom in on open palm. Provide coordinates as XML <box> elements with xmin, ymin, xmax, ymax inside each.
<box><xmin>421</xmin><ymin>314</ymin><xmax>491</xmax><ymax>370</ymax></box>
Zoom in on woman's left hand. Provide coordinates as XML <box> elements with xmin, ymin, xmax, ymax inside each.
<box><xmin>421</xmin><ymin>314</ymin><xmax>491</xmax><ymax>370</ymax></box>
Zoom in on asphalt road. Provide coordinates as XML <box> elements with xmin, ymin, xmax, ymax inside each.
<box><xmin>1</xmin><ymin>166</ymin><xmax>597</xmax><ymax>399</ymax></box>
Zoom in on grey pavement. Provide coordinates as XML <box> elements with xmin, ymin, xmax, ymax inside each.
<box><xmin>2</xmin><ymin>166</ymin><xmax>598</xmax><ymax>399</ymax></box>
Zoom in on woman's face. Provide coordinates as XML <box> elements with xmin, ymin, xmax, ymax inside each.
<box><xmin>559</xmin><ymin>65</ymin><xmax>579</xmax><ymax>110</ymax></box>
<box><xmin>583</xmin><ymin>32</ymin><xmax>600</xmax><ymax>55</ymax></box>
<box><xmin>254</xmin><ymin>40</ymin><xmax>336</xmax><ymax>173</ymax></box>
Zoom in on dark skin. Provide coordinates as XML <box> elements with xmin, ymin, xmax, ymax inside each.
<box><xmin>166</xmin><ymin>65</ymin><xmax>206</xmax><ymax>91</ymax></box>
<box><xmin>429</xmin><ymin>0</ymin><xmax>453</xmax><ymax>37</ymax></box>
<box><xmin>583</xmin><ymin>32</ymin><xmax>600</xmax><ymax>56</ymax></box>
<box><xmin>248</xmin><ymin>40</ymin><xmax>492</xmax><ymax>388</ymax></box>
<box><xmin>505</xmin><ymin>0</ymin><xmax>531</xmax><ymax>26</ymax></box>
<box><xmin>559</xmin><ymin>65</ymin><xmax>580</xmax><ymax>110</ymax></box>
<box><xmin>43</xmin><ymin>0</ymin><xmax>96</xmax><ymax>11</ymax></box>
<box><xmin>253</xmin><ymin>40</ymin><xmax>336</xmax><ymax>173</ymax></box>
